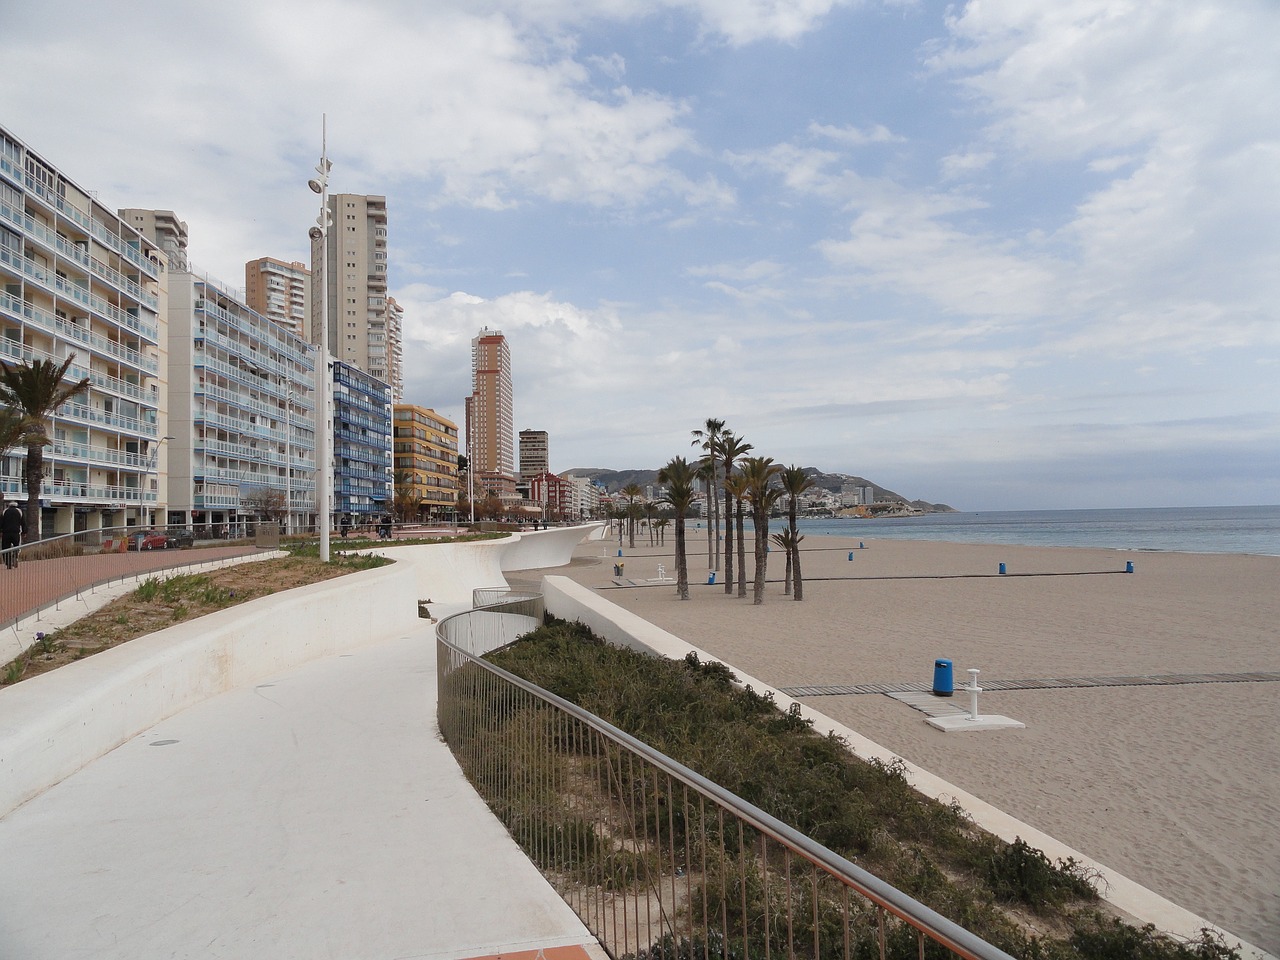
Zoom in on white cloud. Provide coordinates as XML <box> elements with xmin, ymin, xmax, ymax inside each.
<box><xmin>0</xmin><ymin>0</ymin><xmax>715</xmax><ymax>280</ymax></box>
<box><xmin>809</xmin><ymin>122</ymin><xmax>904</xmax><ymax>146</ymax></box>
<box><xmin>939</xmin><ymin>150</ymin><xmax>994</xmax><ymax>180</ymax></box>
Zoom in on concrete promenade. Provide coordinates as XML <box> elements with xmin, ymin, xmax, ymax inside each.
<box><xmin>0</xmin><ymin>525</ymin><xmax>608</xmax><ymax>960</ymax></box>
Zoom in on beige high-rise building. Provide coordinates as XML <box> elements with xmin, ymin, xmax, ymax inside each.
<box><xmin>245</xmin><ymin>257</ymin><xmax>309</xmax><ymax>337</ymax></box>
<box><xmin>465</xmin><ymin>327</ymin><xmax>516</xmax><ymax>501</ymax></box>
<box><xmin>309</xmin><ymin>193</ymin><xmax>402</xmax><ymax>401</ymax></box>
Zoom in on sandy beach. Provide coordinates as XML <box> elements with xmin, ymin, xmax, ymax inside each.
<box><xmin>545</xmin><ymin>532</ymin><xmax>1280</xmax><ymax>953</ymax></box>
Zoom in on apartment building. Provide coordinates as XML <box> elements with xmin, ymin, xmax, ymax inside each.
<box><xmin>1</xmin><ymin>125</ymin><xmax>168</xmax><ymax>536</ymax></box>
<box><xmin>164</xmin><ymin>269</ymin><xmax>316</xmax><ymax>534</ymax></box>
<box><xmin>561</xmin><ymin>473</ymin><xmax>603</xmax><ymax>520</ymax></box>
<box><xmin>519</xmin><ymin>429</ymin><xmax>549</xmax><ymax>484</ymax></box>
<box><xmin>465</xmin><ymin>327</ymin><xmax>516</xmax><ymax>502</ymax></box>
<box><xmin>385</xmin><ymin>295</ymin><xmax>404</xmax><ymax>407</ymax></box>
<box><xmin>311</xmin><ymin>194</ymin><xmax>402</xmax><ymax>402</ymax></box>
<box><xmin>528</xmin><ymin>471</ymin><xmax>573</xmax><ymax>521</ymax></box>
<box><xmin>392</xmin><ymin>404</ymin><xmax>459</xmax><ymax>520</ymax></box>
<box><xmin>332</xmin><ymin>360</ymin><xmax>391</xmax><ymax>520</ymax></box>
<box><xmin>245</xmin><ymin>257</ymin><xmax>309</xmax><ymax>337</ymax></box>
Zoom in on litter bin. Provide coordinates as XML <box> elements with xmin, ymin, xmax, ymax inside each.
<box><xmin>708</xmin><ymin>571</ymin><xmax>716</xmax><ymax>585</ymax></box>
<box><xmin>932</xmin><ymin>658</ymin><xmax>954</xmax><ymax>697</ymax></box>
<box><xmin>613</xmin><ymin>562</ymin><xmax>625</xmax><ymax>576</ymax></box>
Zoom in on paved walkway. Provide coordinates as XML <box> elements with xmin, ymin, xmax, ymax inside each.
<box><xmin>0</xmin><ymin>621</ymin><xmax>603</xmax><ymax>960</ymax></box>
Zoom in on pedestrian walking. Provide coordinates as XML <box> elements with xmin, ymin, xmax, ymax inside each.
<box><xmin>2</xmin><ymin>501</ymin><xmax>26</xmax><ymax>570</ymax></box>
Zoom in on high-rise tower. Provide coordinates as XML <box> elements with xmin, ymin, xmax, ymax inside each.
<box><xmin>245</xmin><ymin>257</ymin><xmax>309</xmax><ymax>337</ymax></box>
<box><xmin>465</xmin><ymin>327</ymin><xmax>515</xmax><ymax>501</ymax></box>
<box><xmin>309</xmin><ymin>193</ymin><xmax>402</xmax><ymax>401</ymax></box>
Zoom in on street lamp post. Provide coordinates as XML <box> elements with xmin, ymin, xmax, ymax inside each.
<box><xmin>308</xmin><ymin>118</ymin><xmax>333</xmax><ymax>562</ymax></box>
<box><xmin>146</xmin><ymin>435</ymin><xmax>175</xmax><ymax>527</ymax></box>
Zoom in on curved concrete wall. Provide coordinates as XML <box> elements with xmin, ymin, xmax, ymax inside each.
<box><xmin>499</xmin><ymin>523</ymin><xmax>603</xmax><ymax>572</ymax></box>
<box><xmin>1</xmin><ymin>530</ymin><xmax>603</xmax><ymax>819</ymax></box>
<box><xmin>0</xmin><ymin>561</ymin><xmax>420</xmax><ymax>818</ymax></box>
<box><xmin>370</xmin><ymin>523</ymin><xmax>603</xmax><ymax>610</ymax></box>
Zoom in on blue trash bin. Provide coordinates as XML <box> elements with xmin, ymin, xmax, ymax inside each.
<box><xmin>932</xmin><ymin>658</ymin><xmax>954</xmax><ymax>697</ymax></box>
<box><xmin>998</xmin><ymin>562</ymin><xmax>1007</xmax><ymax>575</ymax></box>
<box><xmin>708</xmin><ymin>571</ymin><xmax>716</xmax><ymax>585</ymax></box>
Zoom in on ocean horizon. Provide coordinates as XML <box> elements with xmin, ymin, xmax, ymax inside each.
<box><xmin>786</xmin><ymin>504</ymin><xmax>1280</xmax><ymax>556</ymax></box>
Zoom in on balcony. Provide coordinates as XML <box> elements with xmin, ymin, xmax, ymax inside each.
<box><xmin>0</xmin><ymin>290</ymin><xmax>158</xmax><ymax>373</ymax></box>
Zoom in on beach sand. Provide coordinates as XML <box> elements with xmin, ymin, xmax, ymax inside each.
<box><xmin>545</xmin><ymin>533</ymin><xmax>1280</xmax><ymax>952</ymax></box>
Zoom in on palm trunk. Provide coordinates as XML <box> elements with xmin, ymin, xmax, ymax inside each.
<box><xmin>783</xmin><ymin>546</ymin><xmax>792</xmax><ymax>595</ymax></box>
<box><xmin>752</xmin><ymin>503</ymin><xmax>768</xmax><ymax>605</ymax></box>
<box><xmin>723</xmin><ymin>492</ymin><xmax>734</xmax><ymax>595</ymax></box>
<box><xmin>711</xmin><ymin>459</ymin><xmax>720</xmax><ymax>572</ymax></box>
<box><xmin>705</xmin><ymin>477</ymin><xmax>713</xmax><ymax>574</ymax></box>
<box><xmin>790</xmin><ymin>496</ymin><xmax>803</xmax><ymax>601</ymax></box>
<box><xmin>24</xmin><ymin>442</ymin><xmax>44</xmax><ymax>539</ymax></box>
<box><xmin>674</xmin><ymin>515</ymin><xmax>688</xmax><ymax>600</ymax></box>
<box><xmin>736</xmin><ymin>496</ymin><xmax>747</xmax><ymax>598</ymax></box>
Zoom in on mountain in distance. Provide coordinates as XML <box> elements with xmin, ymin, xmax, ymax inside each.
<box><xmin>564</xmin><ymin>466</ymin><xmax>956</xmax><ymax>513</ymax></box>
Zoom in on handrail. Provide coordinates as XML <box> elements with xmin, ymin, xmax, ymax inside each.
<box><xmin>0</xmin><ymin>524</ymin><xmax>271</xmax><ymax>636</ymax></box>
<box><xmin>436</xmin><ymin>593</ymin><xmax>1016</xmax><ymax>960</ymax></box>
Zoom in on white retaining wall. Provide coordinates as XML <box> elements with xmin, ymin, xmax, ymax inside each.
<box><xmin>370</xmin><ymin>523</ymin><xmax>604</xmax><ymax>609</ymax></box>
<box><xmin>539</xmin><ymin>575</ymin><xmax>1265</xmax><ymax>957</ymax></box>
<box><xmin>0</xmin><ymin>561</ymin><xmax>420</xmax><ymax>819</ymax></box>
<box><xmin>0</xmin><ymin>527</ymin><xmax>603</xmax><ymax>820</ymax></box>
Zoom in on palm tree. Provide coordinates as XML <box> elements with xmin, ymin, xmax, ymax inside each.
<box><xmin>690</xmin><ymin>418</ymin><xmax>726</xmax><ymax>572</ymax></box>
<box><xmin>620</xmin><ymin>482</ymin><xmax>642</xmax><ymax>549</ymax></box>
<box><xmin>740</xmin><ymin>456</ymin><xmax>782</xmax><ymax>605</ymax></box>
<box><xmin>0</xmin><ymin>405</ymin><xmax>24</xmax><ymax>458</ymax></box>
<box><xmin>0</xmin><ymin>355</ymin><xmax>90</xmax><ymax>538</ymax></box>
<box><xmin>780</xmin><ymin>464</ymin><xmax>816</xmax><ymax>600</ymax></box>
<box><xmin>654</xmin><ymin>516</ymin><xmax>669</xmax><ymax>546</ymax></box>
<box><xmin>695</xmin><ymin>457</ymin><xmax>715</xmax><ymax>577</ymax></box>
<box><xmin>717</xmin><ymin>432</ymin><xmax>753</xmax><ymax>595</ymax></box>
<box><xmin>771</xmin><ymin>529</ymin><xmax>796</xmax><ymax>595</ymax></box>
<box><xmin>724</xmin><ymin>472</ymin><xmax>750</xmax><ymax>598</ymax></box>
<box><xmin>658</xmin><ymin>456</ymin><xmax>696</xmax><ymax>600</ymax></box>
<box><xmin>644</xmin><ymin>500</ymin><xmax>658</xmax><ymax>546</ymax></box>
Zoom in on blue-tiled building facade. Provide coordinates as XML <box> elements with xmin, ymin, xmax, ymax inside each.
<box><xmin>332</xmin><ymin>360</ymin><xmax>391</xmax><ymax>519</ymax></box>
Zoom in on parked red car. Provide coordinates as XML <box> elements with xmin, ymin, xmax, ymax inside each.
<box><xmin>129</xmin><ymin>531</ymin><xmax>170</xmax><ymax>551</ymax></box>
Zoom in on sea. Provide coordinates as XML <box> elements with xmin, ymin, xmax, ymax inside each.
<box><xmin>793</xmin><ymin>505</ymin><xmax>1280</xmax><ymax>556</ymax></box>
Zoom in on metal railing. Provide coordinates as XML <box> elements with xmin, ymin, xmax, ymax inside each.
<box><xmin>436</xmin><ymin>593</ymin><xmax>1016</xmax><ymax>960</ymax></box>
<box><xmin>1</xmin><ymin>524</ymin><xmax>275</xmax><ymax>636</ymax></box>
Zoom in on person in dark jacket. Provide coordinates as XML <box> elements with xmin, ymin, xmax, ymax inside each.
<box><xmin>2</xmin><ymin>501</ymin><xmax>26</xmax><ymax>570</ymax></box>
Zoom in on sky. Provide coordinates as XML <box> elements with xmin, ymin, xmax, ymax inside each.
<box><xmin>2</xmin><ymin>0</ymin><xmax>1277</xmax><ymax>511</ymax></box>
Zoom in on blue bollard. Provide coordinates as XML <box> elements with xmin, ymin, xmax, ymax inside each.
<box><xmin>998</xmin><ymin>562</ymin><xmax>1006</xmax><ymax>575</ymax></box>
<box><xmin>932</xmin><ymin>659</ymin><xmax>954</xmax><ymax>697</ymax></box>
<box><xmin>1126</xmin><ymin>561</ymin><xmax>1134</xmax><ymax>573</ymax></box>
<box><xmin>618</xmin><ymin>549</ymin><xmax>623</xmax><ymax>557</ymax></box>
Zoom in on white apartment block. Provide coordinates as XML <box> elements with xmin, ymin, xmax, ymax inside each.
<box><xmin>561</xmin><ymin>473</ymin><xmax>603</xmax><ymax>520</ymax></box>
<box><xmin>164</xmin><ymin>270</ymin><xmax>317</xmax><ymax>534</ymax></box>
<box><xmin>1</xmin><ymin>125</ymin><xmax>168</xmax><ymax>536</ymax></box>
